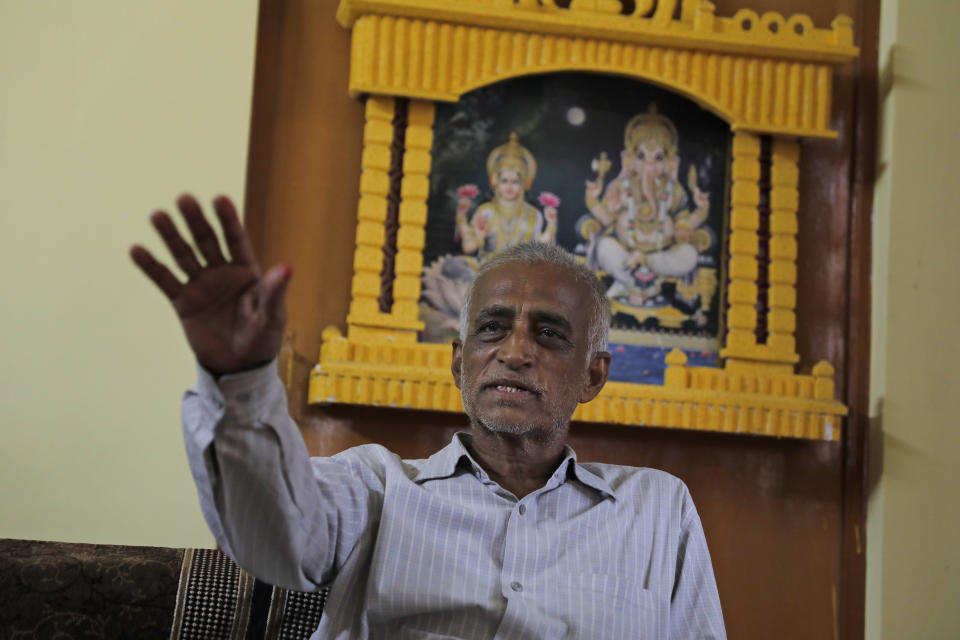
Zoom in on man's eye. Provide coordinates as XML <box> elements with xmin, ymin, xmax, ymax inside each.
<box><xmin>539</xmin><ymin>327</ymin><xmax>562</xmax><ymax>339</ymax></box>
<box><xmin>477</xmin><ymin>322</ymin><xmax>503</xmax><ymax>334</ymax></box>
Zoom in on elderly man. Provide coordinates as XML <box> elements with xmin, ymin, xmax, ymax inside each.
<box><xmin>131</xmin><ymin>195</ymin><xmax>726</xmax><ymax>639</ymax></box>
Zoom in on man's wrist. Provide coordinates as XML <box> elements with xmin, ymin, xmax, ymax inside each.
<box><xmin>198</xmin><ymin>357</ymin><xmax>276</xmax><ymax>382</ymax></box>
<box><xmin>195</xmin><ymin>358</ymin><xmax>282</xmax><ymax>424</ymax></box>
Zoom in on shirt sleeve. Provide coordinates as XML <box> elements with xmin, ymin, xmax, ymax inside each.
<box><xmin>670</xmin><ymin>486</ymin><xmax>727</xmax><ymax>640</ymax></box>
<box><xmin>182</xmin><ymin>361</ymin><xmax>384</xmax><ymax>591</ymax></box>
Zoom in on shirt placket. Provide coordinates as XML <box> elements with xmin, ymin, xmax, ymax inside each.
<box><xmin>492</xmin><ymin>496</ymin><xmax>531</xmax><ymax>640</ymax></box>
<box><xmin>492</xmin><ymin>466</ymin><xmax>571</xmax><ymax>640</ymax></box>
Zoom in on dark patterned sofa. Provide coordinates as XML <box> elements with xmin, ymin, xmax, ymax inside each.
<box><xmin>0</xmin><ymin>538</ymin><xmax>328</xmax><ymax>639</ymax></box>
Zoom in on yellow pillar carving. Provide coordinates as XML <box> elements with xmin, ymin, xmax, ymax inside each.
<box><xmin>723</xmin><ymin>132</ymin><xmax>799</xmax><ymax>375</ymax></box>
<box><xmin>722</xmin><ymin>131</ymin><xmax>761</xmax><ymax>363</ymax></box>
<box><xmin>393</xmin><ymin>100</ymin><xmax>435</xmax><ymax>326</ymax></box>
<box><xmin>347</xmin><ymin>96</ymin><xmax>392</xmax><ymax>331</ymax></box>
<box><xmin>347</xmin><ymin>96</ymin><xmax>425</xmax><ymax>343</ymax></box>
<box><xmin>766</xmin><ymin>138</ymin><xmax>800</xmax><ymax>363</ymax></box>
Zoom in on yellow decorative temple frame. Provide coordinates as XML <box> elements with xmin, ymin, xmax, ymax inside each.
<box><xmin>309</xmin><ymin>0</ymin><xmax>858</xmax><ymax>441</ymax></box>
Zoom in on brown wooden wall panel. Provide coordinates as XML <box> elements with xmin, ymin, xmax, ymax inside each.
<box><xmin>244</xmin><ymin>1</ymin><xmax>876</xmax><ymax>637</ymax></box>
<box><xmin>245</xmin><ymin>0</ymin><xmax>365</xmax><ymax>362</ymax></box>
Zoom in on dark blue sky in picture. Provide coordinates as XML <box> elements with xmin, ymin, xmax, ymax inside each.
<box><xmin>608</xmin><ymin>344</ymin><xmax>719</xmax><ymax>385</ymax></box>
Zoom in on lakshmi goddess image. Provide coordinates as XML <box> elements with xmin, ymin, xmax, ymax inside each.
<box><xmin>455</xmin><ymin>132</ymin><xmax>557</xmax><ymax>258</ymax></box>
<box><xmin>420</xmin><ymin>133</ymin><xmax>559</xmax><ymax>341</ymax></box>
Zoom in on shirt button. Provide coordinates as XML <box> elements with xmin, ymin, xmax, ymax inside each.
<box><xmin>518</xmin><ymin>504</ymin><xmax>526</xmax><ymax>515</ymax></box>
<box><xmin>510</xmin><ymin>581</ymin><xmax>523</xmax><ymax>593</ymax></box>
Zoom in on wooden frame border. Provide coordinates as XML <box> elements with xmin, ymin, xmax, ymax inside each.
<box><xmin>309</xmin><ymin>0</ymin><xmax>857</xmax><ymax>441</ymax></box>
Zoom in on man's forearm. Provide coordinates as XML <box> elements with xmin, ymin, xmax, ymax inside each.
<box><xmin>182</xmin><ymin>361</ymin><xmax>334</xmax><ymax>590</ymax></box>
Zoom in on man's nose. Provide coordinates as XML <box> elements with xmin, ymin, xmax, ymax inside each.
<box><xmin>497</xmin><ymin>329</ymin><xmax>533</xmax><ymax>368</ymax></box>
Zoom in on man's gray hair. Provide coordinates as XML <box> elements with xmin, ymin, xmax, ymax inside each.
<box><xmin>458</xmin><ymin>243</ymin><xmax>611</xmax><ymax>358</ymax></box>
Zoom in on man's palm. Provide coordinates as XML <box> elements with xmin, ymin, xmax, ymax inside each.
<box><xmin>131</xmin><ymin>195</ymin><xmax>290</xmax><ymax>376</ymax></box>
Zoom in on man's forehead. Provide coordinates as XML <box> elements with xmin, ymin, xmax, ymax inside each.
<box><xmin>470</xmin><ymin>262</ymin><xmax>591</xmax><ymax>317</ymax></box>
<box><xmin>475</xmin><ymin>261</ymin><xmax>561</xmax><ymax>291</ymax></box>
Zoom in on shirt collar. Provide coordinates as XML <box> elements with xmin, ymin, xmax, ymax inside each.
<box><xmin>413</xmin><ymin>432</ymin><xmax>476</xmax><ymax>483</ymax></box>
<box><xmin>415</xmin><ymin>432</ymin><xmax>616</xmax><ymax>501</ymax></box>
<box><xmin>561</xmin><ymin>455</ymin><xmax>617</xmax><ymax>501</ymax></box>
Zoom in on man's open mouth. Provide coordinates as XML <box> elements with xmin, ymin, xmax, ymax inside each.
<box><xmin>483</xmin><ymin>380</ymin><xmax>541</xmax><ymax>397</ymax></box>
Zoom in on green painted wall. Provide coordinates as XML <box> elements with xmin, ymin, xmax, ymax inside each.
<box><xmin>0</xmin><ymin>2</ymin><xmax>258</xmax><ymax>547</ymax></box>
<box><xmin>867</xmin><ymin>0</ymin><xmax>960</xmax><ymax>637</ymax></box>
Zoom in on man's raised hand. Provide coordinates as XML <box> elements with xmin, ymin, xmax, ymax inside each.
<box><xmin>129</xmin><ymin>194</ymin><xmax>291</xmax><ymax>376</ymax></box>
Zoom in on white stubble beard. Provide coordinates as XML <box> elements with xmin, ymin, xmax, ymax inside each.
<box><xmin>460</xmin><ymin>385</ymin><xmax>573</xmax><ymax>439</ymax></box>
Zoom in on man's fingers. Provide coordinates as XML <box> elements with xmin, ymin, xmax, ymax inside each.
<box><xmin>262</xmin><ymin>263</ymin><xmax>292</xmax><ymax>319</ymax></box>
<box><xmin>129</xmin><ymin>245</ymin><xmax>184</xmax><ymax>301</ymax></box>
<box><xmin>177</xmin><ymin>194</ymin><xmax>227</xmax><ymax>266</ymax></box>
<box><xmin>213</xmin><ymin>195</ymin><xmax>259</xmax><ymax>271</ymax></box>
<box><xmin>150</xmin><ymin>211</ymin><xmax>203</xmax><ymax>278</ymax></box>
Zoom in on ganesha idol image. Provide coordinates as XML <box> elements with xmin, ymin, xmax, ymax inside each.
<box><xmin>578</xmin><ymin>105</ymin><xmax>718</xmax><ymax>328</ymax></box>
<box><xmin>419</xmin><ymin>133</ymin><xmax>560</xmax><ymax>341</ymax></box>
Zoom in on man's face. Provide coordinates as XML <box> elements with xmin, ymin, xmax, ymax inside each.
<box><xmin>452</xmin><ymin>262</ymin><xmax>610</xmax><ymax>438</ymax></box>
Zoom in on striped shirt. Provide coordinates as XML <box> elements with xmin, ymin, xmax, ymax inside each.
<box><xmin>184</xmin><ymin>363</ymin><xmax>726</xmax><ymax>639</ymax></box>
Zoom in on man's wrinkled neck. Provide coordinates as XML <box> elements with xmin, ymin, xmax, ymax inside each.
<box><xmin>464</xmin><ymin>423</ymin><xmax>570</xmax><ymax>498</ymax></box>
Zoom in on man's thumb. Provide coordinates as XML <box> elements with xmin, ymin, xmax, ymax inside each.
<box><xmin>262</xmin><ymin>264</ymin><xmax>292</xmax><ymax>317</ymax></box>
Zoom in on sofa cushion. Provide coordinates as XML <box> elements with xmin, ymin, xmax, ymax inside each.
<box><xmin>0</xmin><ymin>539</ymin><xmax>328</xmax><ymax>640</ymax></box>
<box><xmin>0</xmin><ymin>538</ymin><xmax>181</xmax><ymax>639</ymax></box>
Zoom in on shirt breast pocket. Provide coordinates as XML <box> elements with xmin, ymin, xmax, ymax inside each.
<box><xmin>552</xmin><ymin>573</ymin><xmax>662</xmax><ymax>640</ymax></box>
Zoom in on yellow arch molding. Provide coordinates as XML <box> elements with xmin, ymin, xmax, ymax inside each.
<box><xmin>340</xmin><ymin>1</ymin><xmax>856</xmax><ymax>138</ymax></box>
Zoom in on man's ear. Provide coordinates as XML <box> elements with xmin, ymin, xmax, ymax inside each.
<box><xmin>451</xmin><ymin>339</ymin><xmax>463</xmax><ymax>390</ymax></box>
<box><xmin>579</xmin><ymin>351</ymin><xmax>611</xmax><ymax>404</ymax></box>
